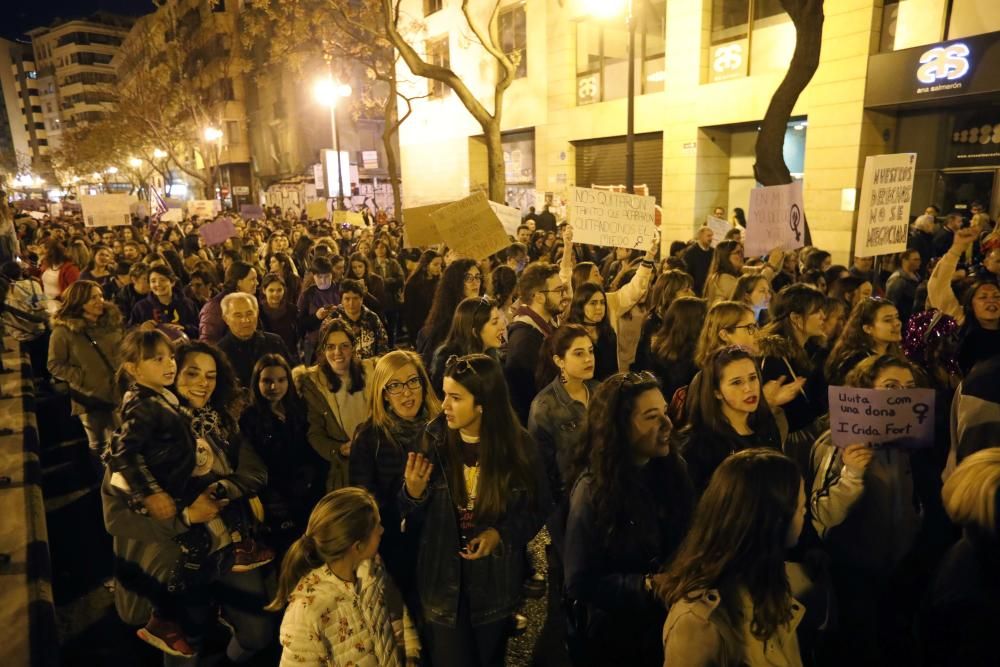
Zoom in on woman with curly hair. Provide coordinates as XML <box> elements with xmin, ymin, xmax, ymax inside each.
<box><xmin>563</xmin><ymin>371</ymin><xmax>693</xmax><ymax>667</ymax></box>
<box><xmin>824</xmin><ymin>297</ymin><xmax>903</xmax><ymax>386</ymax></box>
<box><xmin>415</xmin><ymin>258</ymin><xmax>484</xmax><ymax>367</ymax></box>
<box><xmin>659</xmin><ymin>449</ymin><xmax>806</xmax><ymax>666</ymax></box>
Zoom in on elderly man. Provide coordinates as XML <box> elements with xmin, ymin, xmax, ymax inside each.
<box><xmin>217</xmin><ymin>291</ymin><xmax>291</xmax><ymax>387</ymax></box>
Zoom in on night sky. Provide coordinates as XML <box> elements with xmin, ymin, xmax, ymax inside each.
<box><xmin>3</xmin><ymin>0</ymin><xmax>152</xmax><ymax>40</ymax></box>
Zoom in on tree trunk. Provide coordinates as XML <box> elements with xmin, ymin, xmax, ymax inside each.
<box><xmin>484</xmin><ymin>121</ymin><xmax>505</xmax><ymax>203</ymax></box>
<box><xmin>383</xmin><ymin>79</ymin><xmax>404</xmax><ymax>219</ymax></box>
<box><xmin>753</xmin><ymin>0</ymin><xmax>823</xmax><ymax>244</ymax></box>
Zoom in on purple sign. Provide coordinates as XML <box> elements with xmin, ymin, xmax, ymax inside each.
<box><xmin>199</xmin><ymin>217</ymin><xmax>237</xmax><ymax>247</ymax></box>
<box><xmin>828</xmin><ymin>386</ymin><xmax>935</xmax><ymax>449</ymax></box>
<box><xmin>240</xmin><ymin>204</ymin><xmax>264</xmax><ymax>220</ymax></box>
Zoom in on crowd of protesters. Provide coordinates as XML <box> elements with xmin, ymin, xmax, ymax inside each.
<box><xmin>1</xmin><ymin>189</ymin><xmax>998</xmax><ymax>667</ymax></box>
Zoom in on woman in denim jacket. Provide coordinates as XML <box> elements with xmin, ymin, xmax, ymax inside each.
<box><xmin>399</xmin><ymin>354</ymin><xmax>550</xmax><ymax>667</ymax></box>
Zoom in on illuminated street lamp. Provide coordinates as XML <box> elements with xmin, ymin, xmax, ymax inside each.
<box><xmin>106</xmin><ymin>166</ymin><xmax>119</xmax><ymax>175</ymax></box>
<box><xmin>128</xmin><ymin>157</ymin><xmax>142</xmax><ymax>168</ymax></box>
<box><xmin>152</xmin><ymin>148</ymin><xmax>168</xmax><ymax>159</ymax></box>
<box><xmin>580</xmin><ymin>0</ymin><xmax>637</xmax><ymax>194</ymax></box>
<box><xmin>314</xmin><ymin>76</ymin><xmax>353</xmax><ymax>209</ymax></box>
<box><xmin>204</xmin><ymin>126</ymin><xmax>224</xmax><ymax>206</ymax></box>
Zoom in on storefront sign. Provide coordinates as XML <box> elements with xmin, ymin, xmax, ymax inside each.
<box><xmin>828</xmin><ymin>386</ymin><xmax>935</xmax><ymax>449</ymax></box>
<box><xmin>745</xmin><ymin>181</ymin><xmax>805</xmax><ymax>257</ymax></box>
<box><xmin>854</xmin><ymin>153</ymin><xmax>916</xmax><ymax>258</ymax></box>
<box><xmin>710</xmin><ymin>40</ymin><xmax>748</xmax><ymax>83</ymax></box>
<box><xmin>568</xmin><ymin>186</ymin><xmax>657</xmax><ymax>249</ymax></box>
<box><xmin>865</xmin><ymin>31</ymin><xmax>1000</xmax><ymax>108</ymax></box>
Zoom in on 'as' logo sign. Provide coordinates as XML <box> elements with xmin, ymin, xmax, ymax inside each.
<box><xmin>916</xmin><ymin>43</ymin><xmax>970</xmax><ymax>85</ymax></box>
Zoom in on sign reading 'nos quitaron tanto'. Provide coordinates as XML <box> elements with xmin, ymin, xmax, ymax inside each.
<box><xmin>568</xmin><ymin>186</ymin><xmax>656</xmax><ymax>249</ymax></box>
<box><xmin>854</xmin><ymin>153</ymin><xmax>916</xmax><ymax>258</ymax></box>
<box><xmin>828</xmin><ymin>386</ymin><xmax>935</xmax><ymax>449</ymax></box>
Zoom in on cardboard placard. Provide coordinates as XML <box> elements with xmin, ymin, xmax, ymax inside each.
<box><xmin>333</xmin><ymin>210</ymin><xmax>366</xmax><ymax>227</ymax></box>
<box><xmin>567</xmin><ymin>186</ymin><xmax>656</xmax><ymax>249</ymax></box>
<box><xmin>187</xmin><ymin>199</ymin><xmax>220</xmax><ymax>218</ymax></box>
<box><xmin>240</xmin><ymin>204</ymin><xmax>265</xmax><ymax>221</ymax></box>
<box><xmin>80</xmin><ymin>194</ymin><xmax>134</xmax><ymax>227</ymax></box>
<box><xmin>433</xmin><ymin>192</ymin><xmax>510</xmax><ymax>260</ymax></box>
<box><xmin>161</xmin><ymin>208</ymin><xmax>183</xmax><ymax>223</ymax></box>
<box><xmin>488</xmin><ymin>200</ymin><xmax>523</xmax><ymax>236</ymax></box>
<box><xmin>130</xmin><ymin>201</ymin><xmax>150</xmax><ymax>218</ymax></box>
<box><xmin>402</xmin><ymin>203</ymin><xmax>447</xmax><ymax>247</ymax></box>
<box><xmin>199</xmin><ymin>217</ymin><xmax>237</xmax><ymax>247</ymax></box>
<box><xmin>306</xmin><ymin>200</ymin><xmax>329</xmax><ymax>221</ymax></box>
<box><xmin>706</xmin><ymin>215</ymin><xmax>731</xmax><ymax>247</ymax></box>
<box><xmin>828</xmin><ymin>386</ymin><xmax>935</xmax><ymax>449</ymax></box>
<box><xmin>745</xmin><ymin>181</ymin><xmax>805</xmax><ymax>257</ymax></box>
<box><xmin>854</xmin><ymin>153</ymin><xmax>916</xmax><ymax>258</ymax></box>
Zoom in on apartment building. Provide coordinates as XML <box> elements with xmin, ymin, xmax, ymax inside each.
<box><xmin>393</xmin><ymin>0</ymin><xmax>1000</xmax><ymax>261</ymax></box>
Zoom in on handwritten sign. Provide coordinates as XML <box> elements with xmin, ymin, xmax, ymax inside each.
<box><xmin>488</xmin><ymin>200</ymin><xmax>523</xmax><ymax>236</ymax></box>
<box><xmin>199</xmin><ymin>217</ymin><xmax>237</xmax><ymax>247</ymax></box>
<box><xmin>433</xmin><ymin>192</ymin><xmax>510</xmax><ymax>260</ymax></box>
<box><xmin>828</xmin><ymin>386</ymin><xmax>935</xmax><ymax>449</ymax></box>
<box><xmin>333</xmin><ymin>210</ymin><xmax>366</xmax><ymax>227</ymax></box>
<box><xmin>240</xmin><ymin>204</ymin><xmax>265</xmax><ymax>220</ymax></box>
<box><xmin>402</xmin><ymin>203</ymin><xmax>446</xmax><ymax>247</ymax></box>
<box><xmin>854</xmin><ymin>153</ymin><xmax>916</xmax><ymax>258</ymax></box>
<box><xmin>80</xmin><ymin>194</ymin><xmax>134</xmax><ymax>227</ymax></box>
<box><xmin>706</xmin><ymin>216</ymin><xmax>731</xmax><ymax>247</ymax></box>
<box><xmin>745</xmin><ymin>181</ymin><xmax>805</xmax><ymax>257</ymax></box>
<box><xmin>568</xmin><ymin>186</ymin><xmax>656</xmax><ymax>249</ymax></box>
<box><xmin>187</xmin><ymin>200</ymin><xmax>220</xmax><ymax>218</ymax></box>
<box><xmin>306</xmin><ymin>200</ymin><xmax>329</xmax><ymax>221</ymax></box>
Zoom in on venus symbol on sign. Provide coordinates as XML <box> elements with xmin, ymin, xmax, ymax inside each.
<box><xmin>789</xmin><ymin>204</ymin><xmax>802</xmax><ymax>242</ymax></box>
<box><xmin>912</xmin><ymin>403</ymin><xmax>929</xmax><ymax>425</ymax></box>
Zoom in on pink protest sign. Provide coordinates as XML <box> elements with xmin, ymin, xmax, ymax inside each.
<box><xmin>827</xmin><ymin>386</ymin><xmax>934</xmax><ymax>449</ymax></box>
<box><xmin>199</xmin><ymin>217</ymin><xmax>237</xmax><ymax>247</ymax></box>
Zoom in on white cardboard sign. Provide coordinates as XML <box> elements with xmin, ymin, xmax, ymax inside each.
<box><xmin>80</xmin><ymin>194</ymin><xmax>135</xmax><ymax>227</ymax></box>
<box><xmin>706</xmin><ymin>215</ymin><xmax>731</xmax><ymax>247</ymax></box>
<box><xmin>568</xmin><ymin>186</ymin><xmax>656</xmax><ymax>249</ymax></box>
<box><xmin>488</xmin><ymin>200</ymin><xmax>523</xmax><ymax>236</ymax></box>
<box><xmin>854</xmin><ymin>153</ymin><xmax>916</xmax><ymax>258</ymax></box>
<box><xmin>745</xmin><ymin>181</ymin><xmax>805</xmax><ymax>257</ymax></box>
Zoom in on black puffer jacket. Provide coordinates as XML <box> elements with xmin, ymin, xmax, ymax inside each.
<box><xmin>398</xmin><ymin>415</ymin><xmax>550</xmax><ymax>627</ymax></box>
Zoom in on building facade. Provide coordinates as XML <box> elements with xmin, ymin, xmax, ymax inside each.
<box><xmin>393</xmin><ymin>0</ymin><xmax>1000</xmax><ymax>261</ymax></box>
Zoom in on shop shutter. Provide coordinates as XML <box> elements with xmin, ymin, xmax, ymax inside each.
<box><xmin>574</xmin><ymin>132</ymin><xmax>663</xmax><ymax>204</ymax></box>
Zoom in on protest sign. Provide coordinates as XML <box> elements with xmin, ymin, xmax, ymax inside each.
<box><xmin>433</xmin><ymin>192</ymin><xmax>510</xmax><ymax>260</ymax></box>
<box><xmin>199</xmin><ymin>217</ymin><xmax>237</xmax><ymax>247</ymax></box>
<box><xmin>240</xmin><ymin>204</ymin><xmax>265</xmax><ymax>221</ymax></box>
<box><xmin>333</xmin><ymin>210</ymin><xmax>366</xmax><ymax>227</ymax></box>
<box><xmin>745</xmin><ymin>181</ymin><xmax>805</xmax><ymax>257</ymax></box>
<box><xmin>402</xmin><ymin>203</ymin><xmax>446</xmax><ymax>247</ymax></box>
<box><xmin>568</xmin><ymin>186</ymin><xmax>657</xmax><ymax>249</ymax></box>
<box><xmin>828</xmin><ymin>386</ymin><xmax>934</xmax><ymax>449</ymax></box>
<box><xmin>161</xmin><ymin>208</ymin><xmax>183</xmax><ymax>223</ymax></box>
<box><xmin>80</xmin><ymin>194</ymin><xmax>134</xmax><ymax>227</ymax></box>
<box><xmin>187</xmin><ymin>200</ymin><xmax>220</xmax><ymax>218</ymax></box>
<box><xmin>306</xmin><ymin>200</ymin><xmax>329</xmax><ymax>221</ymax></box>
<box><xmin>854</xmin><ymin>153</ymin><xmax>916</xmax><ymax>258</ymax></box>
<box><xmin>706</xmin><ymin>215</ymin><xmax>731</xmax><ymax>247</ymax></box>
<box><xmin>130</xmin><ymin>201</ymin><xmax>150</xmax><ymax>218</ymax></box>
<box><xmin>488</xmin><ymin>200</ymin><xmax>523</xmax><ymax>236</ymax></box>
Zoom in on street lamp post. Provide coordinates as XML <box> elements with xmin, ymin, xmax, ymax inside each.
<box><xmin>314</xmin><ymin>76</ymin><xmax>353</xmax><ymax>210</ymax></box>
<box><xmin>204</xmin><ymin>126</ymin><xmax>224</xmax><ymax>208</ymax></box>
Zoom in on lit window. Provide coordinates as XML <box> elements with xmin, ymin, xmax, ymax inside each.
<box><xmin>500</xmin><ymin>4</ymin><xmax>527</xmax><ymax>79</ymax></box>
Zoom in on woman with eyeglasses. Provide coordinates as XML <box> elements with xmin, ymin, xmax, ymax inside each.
<box><xmin>399</xmin><ymin>353</ymin><xmax>548</xmax><ymax>666</ymax></box>
<box><xmin>659</xmin><ymin>449</ymin><xmax>807</xmax><ymax>667</ymax></box>
<box><xmin>428</xmin><ymin>296</ymin><xmax>504</xmax><ymax>392</ymax></box>
<box><xmin>415</xmin><ymin>258</ymin><xmax>484</xmax><ymax>369</ymax></box>
<box><xmin>636</xmin><ymin>296</ymin><xmax>708</xmax><ymax>401</ymax></box>
<box><xmin>824</xmin><ymin>298</ymin><xmax>903</xmax><ymax>386</ymax></box>
<box><xmin>809</xmin><ymin>355</ymin><xmax>923</xmax><ymax>665</ymax></box>
<box><xmin>678</xmin><ymin>346</ymin><xmax>782</xmax><ymax>496</ymax></box>
<box><xmin>296</xmin><ymin>318</ymin><xmax>376</xmax><ymax>491</ymax></box>
<box><xmin>563</xmin><ymin>371</ymin><xmax>693</xmax><ymax>667</ymax></box>
<box><xmin>350</xmin><ymin>350</ymin><xmax>440</xmax><ymax>602</ymax></box>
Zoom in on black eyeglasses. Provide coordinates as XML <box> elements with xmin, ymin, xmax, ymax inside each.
<box><xmin>384</xmin><ymin>377</ymin><xmax>423</xmax><ymax>396</ymax></box>
<box><xmin>539</xmin><ymin>285</ymin><xmax>568</xmax><ymax>295</ymax></box>
<box><xmin>727</xmin><ymin>322</ymin><xmax>760</xmax><ymax>335</ymax></box>
<box><xmin>464</xmin><ymin>273</ymin><xmax>482</xmax><ymax>283</ymax></box>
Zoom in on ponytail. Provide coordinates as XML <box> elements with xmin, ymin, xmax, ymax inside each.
<box><xmin>266</xmin><ymin>535</ymin><xmax>320</xmax><ymax>611</ymax></box>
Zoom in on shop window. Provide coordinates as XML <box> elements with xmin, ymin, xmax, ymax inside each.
<box><xmin>575</xmin><ymin>1</ymin><xmax>666</xmax><ymax>105</ymax></box>
<box><xmin>709</xmin><ymin>0</ymin><xmax>789</xmax><ymax>80</ymax></box>
<box><xmin>424</xmin><ymin>0</ymin><xmax>443</xmax><ymax>16</ymax></box>
<box><xmin>426</xmin><ymin>37</ymin><xmax>449</xmax><ymax>98</ymax></box>
<box><xmin>500</xmin><ymin>4</ymin><xmax>527</xmax><ymax>78</ymax></box>
<box><xmin>948</xmin><ymin>0</ymin><xmax>1000</xmax><ymax>40</ymax></box>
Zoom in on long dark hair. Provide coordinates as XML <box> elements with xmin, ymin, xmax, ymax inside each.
<box><xmin>174</xmin><ymin>339</ymin><xmax>244</xmax><ymax>430</ymax></box>
<box><xmin>222</xmin><ymin>261</ymin><xmax>255</xmax><ymax>293</ymax></box>
<box><xmin>567</xmin><ymin>283</ymin><xmax>613</xmax><ymax>341</ymax></box>
<box><xmin>707</xmin><ymin>240</ymin><xmax>742</xmax><ymax>282</ymax></box>
<box><xmin>651</xmin><ymin>296</ymin><xmax>707</xmax><ymax>364</ymax></box>
<box><xmin>825</xmin><ymin>298</ymin><xmax>902</xmax><ymax>383</ymax></box>
<box><xmin>651</xmin><ymin>269</ymin><xmax>694</xmax><ymax>319</ymax></box>
<box><xmin>248</xmin><ymin>353</ymin><xmax>304</xmax><ymax>416</ymax></box>
<box><xmin>316</xmin><ymin>318</ymin><xmax>365</xmax><ymax>394</ymax></box>
<box><xmin>570</xmin><ymin>372</ymin><xmax>693</xmax><ymax>545</ymax></box>
<box><xmin>421</xmin><ymin>258</ymin><xmax>482</xmax><ymax>350</ymax></box>
<box><xmin>658</xmin><ymin>449</ymin><xmax>801</xmax><ymax>641</ymax></box>
<box><xmin>441</xmin><ymin>354</ymin><xmax>538</xmax><ymax>523</ymax></box>
<box><xmin>760</xmin><ymin>283</ymin><xmax>827</xmax><ymax>370</ymax></box>
<box><xmin>688</xmin><ymin>346</ymin><xmax>777</xmax><ymax>437</ymax></box>
<box><xmin>439</xmin><ymin>297</ymin><xmax>495</xmax><ymax>357</ymax></box>
<box><xmin>536</xmin><ymin>323</ymin><xmax>591</xmax><ymax>389</ymax></box>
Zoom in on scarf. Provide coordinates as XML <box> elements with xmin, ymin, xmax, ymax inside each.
<box><xmin>513</xmin><ymin>303</ymin><xmax>556</xmax><ymax>337</ymax></box>
<box><xmin>384</xmin><ymin>406</ymin><xmax>428</xmax><ymax>453</ymax></box>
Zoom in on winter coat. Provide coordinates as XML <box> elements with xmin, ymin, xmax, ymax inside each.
<box><xmin>259</xmin><ymin>301</ymin><xmax>301</xmax><ymax>363</ymax></box>
<box><xmin>198</xmin><ymin>290</ymin><xmax>229</xmax><ymax>343</ymax></box>
<box><xmin>129</xmin><ymin>291</ymin><xmax>200</xmax><ymax>340</ymax></box>
<box><xmin>372</xmin><ymin>257</ymin><xmax>405</xmax><ymax>310</ymax></box>
<box><xmin>47</xmin><ymin>307</ymin><xmax>123</xmax><ymax>415</ymax></box>
<box><xmin>505</xmin><ymin>316</ymin><xmax>549</xmax><ymax>424</ymax></box>
<box><xmin>662</xmin><ymin>587</ymin><xmax>805</xmax><ymax>667</ymax></box>
<box><xmin>758</xmin><ymin>335</ymin><xmax>829</xmax><ymax>434</ymax></box>
<box><xmin>294</xmin><ymin>361</ymin><xmax>375</xmax><ymax>492</ymax></box>
<box><xmin>328</xmin><ymin>305</ymin><xmax>388</xmax><ymax>360</ymax></box>
<box><xmin>397</xmin><ymin>415</ymin><xmax>549</xmax><ymax>628</ymax></box>
<box><xmin>885</xmin><ymin>270</ymin><xmax>919</xmax><ymax>325</ymax></box>
<box><xmin>217</xmin><ymin>330</ymin><xmax>291</xmax><ymax>388</ymax></box>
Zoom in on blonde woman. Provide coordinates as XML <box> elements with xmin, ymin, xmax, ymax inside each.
<box><xmin>349</xmin><ymin>350</ymin><xmax>441</xmax><ymax>599</ymax></box>
<box><xmin>269</xmin><ymin>488</ymin><xmax>421</xmax><ymax>666</ymax></box>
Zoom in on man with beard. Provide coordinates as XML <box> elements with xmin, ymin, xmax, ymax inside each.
<box><xmin>505</xmin><ymin>263</ymin><xmax>570</xmax><ymax>423</ymax></box>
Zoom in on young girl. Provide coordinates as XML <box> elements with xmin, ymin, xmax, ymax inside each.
<box><xmin>269</xmin><ymin>487</ymin><xmax>421</xmax><ymax>666</ymax></box>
